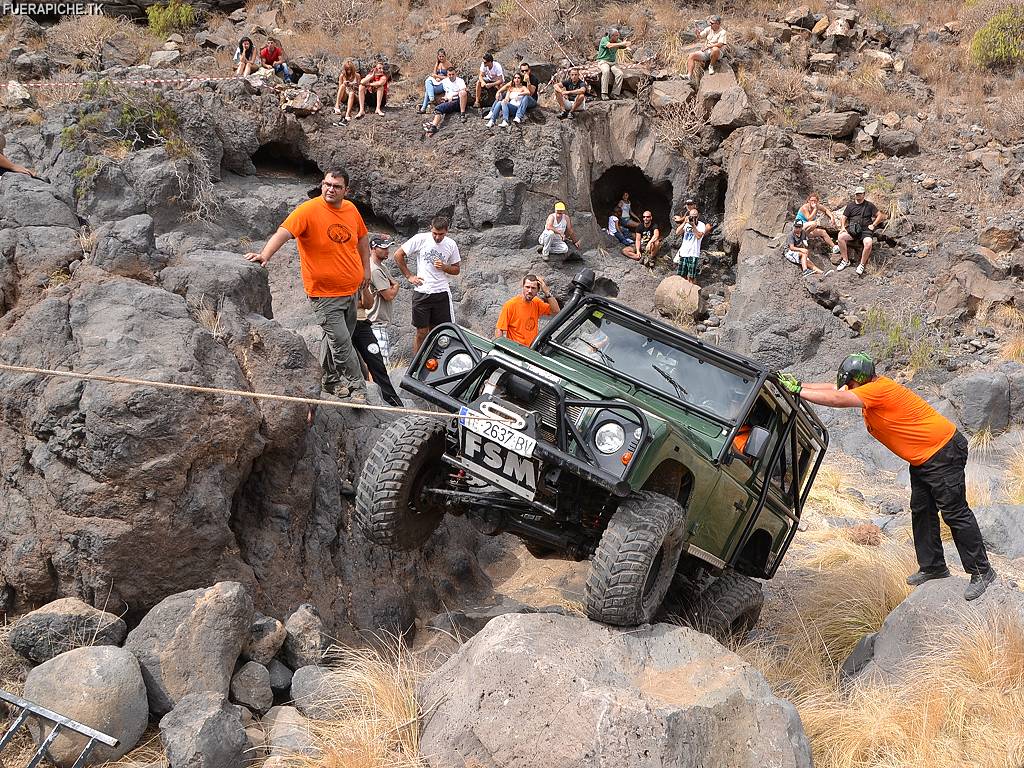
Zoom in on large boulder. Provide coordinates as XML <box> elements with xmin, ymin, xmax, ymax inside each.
<box><xmin>877</xmin><ymin>128</ymin><xmax>919</xmax><ymax>156</ymax></box>
<box><xmin>92</xmin><ymin>214</ymin><xmax>166</xmax><ymax>281</ymax></box>
<box><xmin>973</xmin><ymin>505</ymin><xmax>1024</xmax><ymax>559</ymax></box>
<box><xmin>979</xmin><ymin>225</ymin><xmax>1019</xmax><ymax>253</ymax></box>
<box><xmin>418</xmin><ymin>614</ymin><xmax>812</xmax><ymax>768</ymax></box>
<box><xmin>797</xmin><ymin>111</ymin><xmax>862</xmax><ymax>138</ymax></box>
<box><xmin>9</xmin><ymin>597</ymin><xmax>127</xmax><ymax>663</ymax></box>
<box><xmin>159</xmin><ymin>692</ymin><xmax>248</xmax><ymax>768</ymax></box>
<box><xmin>696</xmin><ymin>62</ymin><xmax>739</xmax><ymax>110</ymax></box>
<box><xmin>288</xmin><ymin>665</ymin><xmax>335</xmax><ymax>719</ymax></box>
<box><xmin>941</xmin><ymin>372</ymin><xmax>1010</xmax><ymax>433</ymax></box>
<box><xmin>847</xmin><ymin>577</ymin><xmax>1024</xmax><ymax>683</ymax></box>
<box><xmin>281</xmin><ymin>603</ymin><xmax>327</xmax><ymax>670</ymax></box>
<box><xmin>709</xmin><ymin>86</ymin><xmax>759</xmax><ymax>130</ymax></box>
<box><xmin>654</xmin><ymin>275</ymin><xmax>703</xmax><ymax>322</ymax></box>
<box><xmin>125</xmin><ymin>581</ymin><xmax>254</xmax><ymax>716</ymax></box>
<box><xmin>22</xmin><ymin>646</ymin><xmax>149</xmax><ymax>766</ymax></box>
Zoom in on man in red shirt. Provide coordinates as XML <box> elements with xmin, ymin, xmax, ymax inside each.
<box><xmin>244</xmin><ymin>168</ymin><xmax>370</xmax><ymax>400</ymax></box>
<box><xmin>259</xmin><ymin>37</ymin><xmax>292</xmax><ymax>82</ymax></box>
<box><xmin>785</xmin><ymin>353</ymin><xmax>995</xmax><ymax>601</ymax></box>
<box><xmin>495</xmin><ymin>274</ymin><xmax>559</xmax><ymax>346</ymax></box>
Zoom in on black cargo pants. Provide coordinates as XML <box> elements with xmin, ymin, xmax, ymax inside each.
<box><xmin>352</xmin><ymin>319</ymin><xmax>403</xmax><ymax>407</ymax></box>
<box><xmin>909</xmin><ymin>430</ymin><xmax>991</xmax><ymax>575</ymax></box>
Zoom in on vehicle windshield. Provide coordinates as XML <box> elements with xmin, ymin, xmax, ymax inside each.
<box><xmin>551</xmin><ymin>305</ymin><xmax>756</xmax><ymax>422</ymax></box>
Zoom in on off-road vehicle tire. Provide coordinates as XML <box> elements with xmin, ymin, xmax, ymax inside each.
<box><xmin>686</xmin><ymin>570</ymin><xmax>764</xmax><ymax>641</ymax></box>
<box><xmin>356</xmin><ymin>414</ymin><xmax>449</xmax><ymax>550</ymax></box>
<box><xmin>585</xmin><ymin>491</ymin><xmax>687</xmax><ymax>626</ymax></box>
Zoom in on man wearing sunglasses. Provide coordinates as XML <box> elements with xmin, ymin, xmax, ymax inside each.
<box><xmin>244</xmin><ymin>169</ymin><xmax>370</xmax><ymax>401</ymax></box>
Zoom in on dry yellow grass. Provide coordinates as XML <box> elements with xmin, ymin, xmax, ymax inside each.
<box><xmin>285</xmin><ymin>639</ymin><xmax>424</xmax><ymax>768</ymax></box>
<box><xmin>804</xmin><ymin>463</ymin><xmax>874</xmax><ymax>521</ymax></box>
<box><xmin>1001</xmin><ymin>441</ymin><xmax>1024</xmax><ymax>504</ymax></box>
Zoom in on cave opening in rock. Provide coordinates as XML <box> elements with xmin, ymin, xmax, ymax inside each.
<box><xmin>591</xmin><ymin>165</ymin><xmax>673</xmax><ymax>234</ymax></box>
<box><xmin>251</xmin><ymin>142</ymin><xmax>321</xmax><ymax>179</ymax></box>
<box><xmin>350</xmin><ymin>198</ymin><xmax>397</xmax><ymax>238</ymax></box>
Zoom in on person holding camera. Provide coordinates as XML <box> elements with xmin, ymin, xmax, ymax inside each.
<box><xmin>673</xmin><ymin>208</ymin><xmax>707</xmax><ymax>283</ymax></box>
<box><xmin>837</xmin><ymin>186</ymin><xmax>885</xmax><ymax>276</ymax></box>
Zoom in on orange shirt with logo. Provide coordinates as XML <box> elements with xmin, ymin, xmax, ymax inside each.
<box><xmin>496</xmin><ymin>295</ymin><xmax>553</xmax><ymax>346</ymax></box>
<box><xmin>282</xmin><ymin>197</ymin><xmax>368</xmax><ymax>297</ymax></box>
<box><xmin>852</xmin><ymin>377</ymin><xmax>956</xmax><ymax>466</ymax></box>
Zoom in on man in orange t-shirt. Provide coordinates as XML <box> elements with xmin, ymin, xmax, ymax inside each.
<box><xmin>244</xmin><ymin>168</ymin><xmax>370</xmax><ymax>400</ymax></box>
<box><xmin>495</xmin><ymin>273</ymin><xmax>560</xmax><ymax>346</ymax></box>
<box><xmin>788</xmin><ymin>353</ymin><xmax>995</xmax><ymax>601</ymax></box>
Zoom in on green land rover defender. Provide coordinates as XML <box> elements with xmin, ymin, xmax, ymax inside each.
<box><xmin>356</xmin><ymin>270</ymin><xmax>828</xmax><ymax>631</ymax></box>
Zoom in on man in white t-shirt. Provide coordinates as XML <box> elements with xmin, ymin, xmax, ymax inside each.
<box><xmin>475</xmin><ymin>52</ymin><xmax>506</xmax><ymax>115</ymax></box>
<box><xmin>424</xmin><ymin>66</ymin><xmax>468</xmax><ymax>136</ymax></box>
<box><xmin>672</xmin><ymin>207</ymin><xmax>707</xmax><ymax>283</ymax></box>
<box><xmin>394</xmin><ymin>215</ymin><xmax>462</xmax><ymax>352</ymax></box>
<box><xmin>687</xmin><ymin>15</ymin><xmax>727</xmax><ymax>79</ymax></box>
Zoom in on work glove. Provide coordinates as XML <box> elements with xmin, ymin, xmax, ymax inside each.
<box><xmin>778</xmin><ymin>372</ymin><xmax>802</xmax><ymax>395</ymax></box>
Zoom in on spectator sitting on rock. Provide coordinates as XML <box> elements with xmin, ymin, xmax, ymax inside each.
<box><xmin>419</xmin><ymin>48</ymin><xmax>450</xmax><ymax>114</ymax></box>
<box><xmin>837</xmin><ymin>185</ymin><xmax>885</xmax><ymax>275</ymax></box>
<box><xmin>623</xmin><ymin>210</ymin><xmax>661</xmax><ymax>266</ymax></box>
<box><xmin>334</xmin><ymin>59</ymin><xmax>361</xmax><ymax>121</ymax></box>
<box><xmin>0</xmin><ymin>135</ymin><xmax>37</xmax><ymax>177</ymax></box>
<box><xmin>496</xmin><ymin>273</ymin><xmax>560</xmax><ymax>347</ymax></box>
<box><xmin>606</xmin><ymin>206</ymin><xmax>632</xmax><ymax>246</ymax></box>
<box><xmin>784</xmin><ymin>220</ymin><xmax>831</xmax><ymax>277</ymax></box>
<box><xmin>555</xmin><ymin>67</ymin><xmax>590</xmax><ymax>119</ymax></box>
<box><xmin>673</xmin><ymin>206</ymin><xmax>707</xmax><ymax>283</ymax></box>
<box><xmin>512</xmin><ymin>62</ymin><xmax>541</xmax><ymax>122</ymax></box>
<box><xmin>259</xmin><ymin>37</ymin><xmax>292</xmax><ymax>82</ymax></box>
<box><xmin>233</xmin><ymin>36</ymin><xmax>259</xmax><ymax>77</ymax></box>
<box><xmin>596</xmin><ymin>27</ymin><xmax>630</xmax><ymax>100</ymax></box>
<box><xmin>618</xmin><ymin>191</ymin><xmax>641</xmax><ymax>229</ymax></box>
<box><xmin>423</xmin><ymin>66</ymin><xmax>468</xmax><ymax>136</ymax></box>
<box><xmin>686</xmin><ymin>15</ymin><xmax>727</xmax><ymax>80</ymax></box>
<box><xmin>538</xmin><ymin>201</ymin><xmax>581</xmax><ymax>258</ymax></box>
<box><xmin>796</xmin><ymin>192</ymin><xmax>841</xmax><ymax>256</ymax></box>
<box><xmin>475</xmin><ymin>52</ymin><xmax>506</xmax><ymax>116</ymax></box>
<box><xmin>356</xmin><ymin>62</ymin><xmax>389</xmax><ymax>119</ymax></box>
<box><xmin>486</xmin><ymin>73</ymin><xmax>531</xmax><ymax>128</ymax></box>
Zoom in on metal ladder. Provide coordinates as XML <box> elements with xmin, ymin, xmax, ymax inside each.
<box><xmin>0</xmin><ymin>689</ymin><xmax>119</xmax><ymax>768</ymax></box>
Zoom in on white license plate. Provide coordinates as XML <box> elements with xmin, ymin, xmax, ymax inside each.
<box><xmin>459</xmin><ymin>407</ymin><xmax>536</xmax><ymax>458</ymax></box>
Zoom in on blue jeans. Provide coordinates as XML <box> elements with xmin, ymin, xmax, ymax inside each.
<box><xmin>610</xmin><ymin>229</ymin><xmax>631</xmax><ymax>245</ymax></box>
<box><xmin>273</xmin><ymin>62</ymin><xmax>291</xmax><ymax>81</ymax></box>
<box><xmin>488</xmin><ymin>100</ymin><xmax>503</xmax><ymax>121</ymax></box>
<box><xmin>421</xmin><ymin>78</ymin><xmax>442</xmax><ymax>110</ymax></box>
<box><xmin>515</xmin><ymin>95</ymin><xmax>537</xmax><ymax>120</ymax></box>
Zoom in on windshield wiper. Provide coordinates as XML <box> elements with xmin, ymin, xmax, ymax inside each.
<box><xmin>652</xmin><ymin>363</ymin><xmax>688</xmax><ymax>400</ymax></box>
<box><xmin>581</xmin><ymin>337</ymin><xmax>615</xmax><ymax>365</ymax></box>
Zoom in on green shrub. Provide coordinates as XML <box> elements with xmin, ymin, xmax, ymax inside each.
<box><xmin>146</xmin><ymin>0</ymin><xmax>197</xmax><ymax>39</ymax></box>
<box><xmin>970</xmin><ymin>6</ymin><xmax>1024</xmax><ymax>69</ymax></box>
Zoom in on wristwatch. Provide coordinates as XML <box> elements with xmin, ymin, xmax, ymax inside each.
<box><xmin>540</xmin><ymin>292</ymin><xmax>550</xmax><ymax>300</ymax></box>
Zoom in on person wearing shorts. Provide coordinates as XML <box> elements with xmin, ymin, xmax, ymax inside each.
<box><xmin>673</xmin><ymin>206</ymin><xmax>706</xmax><ymax>282</ymax></box>
<box><xmin>394</xmin><ymin>215</ymin><xmax>462</xmax><ymax>352</ymax></box>
<box><xmin>838</xmin><ymin>185</ymin><xmax>885</xmax><ymax>276</ymax></box>
<box><xmin>687</xmin><ymin>15</ymin><xmax>727</xmax><ymax>79</ymax></box>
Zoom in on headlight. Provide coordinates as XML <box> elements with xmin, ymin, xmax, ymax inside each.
<box><xmin>445</xmin><ymin>352</ymin><xmax>473</xmax><ymax>376</ymax></box>
<box><xmin>594</xmin><ymin>422</ymin><xmax>626</xmax><ymax>454</ymax></box>
<box><xmin>436</xmin><ymin>334</ymin><xmax>451</xmax><ymax>349</ymax></box>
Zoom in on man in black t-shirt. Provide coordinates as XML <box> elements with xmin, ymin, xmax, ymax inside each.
<box><xmin>838</xmin><ymin>185</ymin><xmax>884</xmax><ymax>276</ymax></box>
<box><xmin>512</xmin><ymin>62</ymin><xmax>541</xmax><ymax>122</ymax></box>
<box><xmin>554</xmin><ymin>67</ymin><xmax>590</xmax><ymax>119</ymax></box>
<box><xmin>623</xmin><ymin>210</ymin><xmax>661</xmax><ymax>267</ymax></box>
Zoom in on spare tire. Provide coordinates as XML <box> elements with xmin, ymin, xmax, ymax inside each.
<box><xmin>585</xmin><ymin>491</ymin><xmax>687</xmax><ymax>626</ymax></box>
<box><xmin>355</xmin><ymin>414</ymin><xmax>450</xmax><ymax>550</ymax></box>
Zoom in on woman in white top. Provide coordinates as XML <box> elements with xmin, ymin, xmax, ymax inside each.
<box><xmin>486</xmin><ymin>74</ymin><xmax>530</xmax><ymax>128</ymax></box>
<box><xmin>617</xmin><ymin>191</ymin><xmax>641</xmax><ymax>230</ymax></box>
<box><xmin>687</xmin><ymin>15</ymin><xmax>727</xmax><ymax>78</ymax></box>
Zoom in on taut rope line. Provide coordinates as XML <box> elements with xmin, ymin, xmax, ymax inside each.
<box><xmin>0</xmin><ymin>363</ymin><xmax>504</xmax><ymax>423</ymax></box>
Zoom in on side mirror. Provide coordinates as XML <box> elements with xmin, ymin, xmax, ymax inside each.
<box><xmin>743</xmin><ymin>426</ymin><xmax>771</xmax><ymax>462</ymax></box>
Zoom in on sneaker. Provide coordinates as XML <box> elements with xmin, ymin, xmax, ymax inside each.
<box><xmin>565</xmin><ymin>111</ymin><xmax>574</xmax><ymax>120</ymax></box>
<box><xmin>856</xmin><ymin>264</ymin><xmax>865</xmax><ymax>275</ymax></box>
<box><xmin>802</xmin><ymin>268</ymin><xmax>814</xmax><ymax>277</ymax></box>
<box><xmin>557</xmin><ymin>110</ymin><xmax>568</xmax><ymax>119</ymax></box>
<box><xmin>481</xmin><ymin>108</ymin><xmax>490</xmax><ymax>118</ymax></box>
<box><xmin>417</xmin><ymin>105</ymin><xmax>426</xmax><ymax>114</ymax></box>
<box><xmin>832</xmin><ymin>245</ymin><xmax>841</xmax><ymax>255</ymax></box>
<box><xmin>836</xmin><ymin>260</ymin><xmax>850</xmax><ymax>271</ymax></box>
<box><xmin>460</xmin><ymin>113</ymin><xmax>467</xmax><ymax>122</ymax></box>
<box><xmin>322</xmin><ymin>382</ymin><xmax>351</xmax><ymax>399</ymax></box>
<box><xmin>708</xmin><ymin>65</ymin><xmax>715</xmax><ymax>74</ymax></box>
<box><xmin>600</xmin><ymin>93</ymin><xmax>608</xmax><ymax>101</ymax></box>
<box><xmin>498</xmin><ymin>119</ymin><xmax>509</xmax><ymax>128</ymax></box>
<box><xmin>486</xmin><ymin>119</ymin><xmax>494</xmax><ymax>128</ymax></box>
<box><xmin>906</xmin><ymin>567</ymin><xmax>951</xmax><ymax>586</ymax></box>
<box><xmin>513</xmin><ymin>116</ymin><xmax>522</xmax><ymax>124</ymax></box>
<box><xmin>965</xmin><ymin>568</ymin><xmax>996</xmax><ymax>601</ymax></box>
<box><xmin>536</xmin><ymin>247</ymin><xmax>544</xmax><ymax>254</ymax></box>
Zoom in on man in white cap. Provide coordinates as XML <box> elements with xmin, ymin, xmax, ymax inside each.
<box><xmin>687</xmin><ymin>15</ymin><xmax>728</xmax><ymax>79</ymax></box>
<box><xmin>366</xmin><ymin>235</ymin><xmax>400</xmax><ymax>368</ymax></box>
<box><xmin>538</xmin><ymin>202</ymin><xmax>581</xmax><ymax>258</ymax></box>
<box><xmin>838</xmin><ymin>185</ymin><xmax>885</xmax><ymax>276</ymax></box>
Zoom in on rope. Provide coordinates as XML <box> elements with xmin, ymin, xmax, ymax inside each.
<box><xmin>0</xmin><ymin>363</ymin><xmax>507</xmax><ymax>423</ymax></box>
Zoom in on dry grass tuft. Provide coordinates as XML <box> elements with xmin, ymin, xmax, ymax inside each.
<box><xmin>46</xmin><ymin>14</ymin><xmax>153</xmax><ymax>62</ymax></box>
<box><xmin>288</xmin><ymin>639</ymin><xmax>424</xmax><ymax>768</ymax></box>
<box><xmin>966</xmin><ymin>463</ymin><xmax>994</xmax><ymax>508</ymax></box>
<box><xmin>1001</xmin><ymin>441</ymin><xmax>1024</xmax><ymax>504</ymax></box>
<box><xmin>0</xmin><ymin>619</ymin><xmax>29</xmax><ymax>694</ymax></box>
<box><xmin>805</xmin><ymin>464</ymin><xmax>873</xmax><ymax>520</ymax></box>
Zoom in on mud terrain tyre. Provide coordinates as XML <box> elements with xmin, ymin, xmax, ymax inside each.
<box><xmin>686</xmin><ymin>570</ymin><xmax>764</xmax><ymax>641</ymax></box>
<box><xmin>356</xmin><ymin>414</ymin><xmax>449</xmax><ymax>550</ymax></box>
<box><xmin>585</xmin><ymin>491</ymin><xmax>687</xmax><ymax>626</ymax></box>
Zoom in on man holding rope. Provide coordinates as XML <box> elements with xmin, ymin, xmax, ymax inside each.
<box><xmin>244</xmin><ymin>168</ymin><xmax>370</xmax><ymax>401</ymax></box>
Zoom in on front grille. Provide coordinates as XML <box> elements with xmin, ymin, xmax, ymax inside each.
<box><xmin>532</xmin><ymin>388</ymin><xmax>583</xmax><ymax>444</ymax></box>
